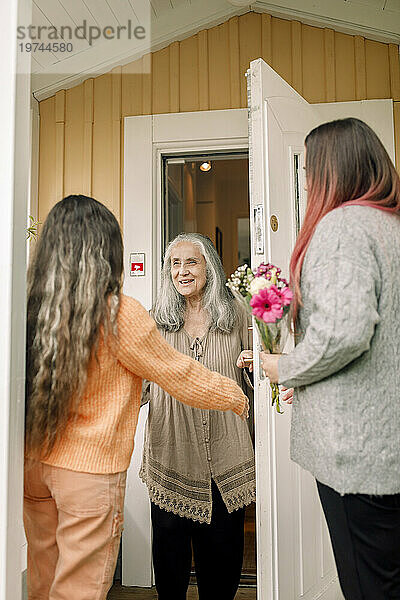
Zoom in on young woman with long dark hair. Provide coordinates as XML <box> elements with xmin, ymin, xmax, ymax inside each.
<box><xmin>24</xmin><ymin>195</ymin><xmax>248</xmax><ymax>600</ymax></box>
<box><xmin>260</xmin><ymin>118</ymin><xmax>400</xmax><ymax>600</ymax></box>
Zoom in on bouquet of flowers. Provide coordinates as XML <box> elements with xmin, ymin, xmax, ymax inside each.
<box><xmin>227</xmin><ymin>263</ymin><xmax>293</xmax><ymax>413</ymax></box>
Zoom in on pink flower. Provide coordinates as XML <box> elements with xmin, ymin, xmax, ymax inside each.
<box><xmin>250</xmin><ymin>288</ymin><xmax>283</xmax><ymax>323</ymax></box>
<box><xmin>255</xmin><ymin>263</ymin><xmax>281</xmax><ymax>279</ymax></box>
<box><xmin>255</xmin><ymin>263</ymin><xmax>273</xmax><ymax>277</ymax></box>
<box><xmin>270</xmin><ymin>284</ymin><xmax>293</xmax><ymax>307</ymax></box>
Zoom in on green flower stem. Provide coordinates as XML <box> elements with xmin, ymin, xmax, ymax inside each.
<box><xmin>270</xmin><ymin>382</ymin><xmax>283</xmax><ymax>414</ymax></box>
<box><xmin>255</xmin><ymin>320</ymin><xmax>283</xmax><ymax>414</ymax></box>
<box><xmin>256</xmin><ymin>320</ymin><xmax>271</xmax><ymax>351</ymax></box>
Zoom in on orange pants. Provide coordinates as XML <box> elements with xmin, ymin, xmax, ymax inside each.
<box><xmin>23</xmin><ymin>461</ymin><xmax>126</xmax><ymax>600</ymax></box>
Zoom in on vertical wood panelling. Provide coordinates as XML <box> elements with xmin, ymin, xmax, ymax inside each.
<box><xmin>119</xmin><ymin>56</ymin><xmax>152</xmax><ymax>118</ymax></box>
<box><xmin>389</xmin><ymin>44</ymin><xmax>400</xmax><ymax>101</ymax></box>
<box><xmin>302</xmin><ymin>25</ymin><xmax>325</xmax><ymax>103</ymax></box>
<box><xmin>152</xmin><ymin>47</ymin><xmax>170</xmax><ymax>114</ymax></box>
<box><xmin>121</xmin><ymin>58</ymin><xmax>144</xmax><ymax>117</ymax></box>
<box><xmin>239</xmin><ymin>12</ymin><xmax>262</xmax><ymax>107</ymax></box>
<box><xmin>64</xmin><ymin>84</ymin><xmax>84</xmax><ymax>197</ymax></box>
<box><xmin>335</xmin><ymin>32</ymin><xmax>356</xmax><ymax>101</ymax></box>
<box><xmin>55</xmin><ymin>90</ymin><xmax>66</xmax><ymax>201</ymax></box>
<box><xmin>324</xmin><ymin>29</ymin><xmax>336</xmax><ymax>102</ymax></box>
<box><xmin>83</xmin><ymin>79</ymin><xmax>94</xmax><ymax>196</ymax></box>
<box><xmin>111</xmin><ymin>66</ymin><xmax>122</xmax><ymax>220</ymax></box>
<box><xmin>169</xmin><ymin>42</ymin><xmax>180</xmax><ymax>112</ymax></box>
<box><xmin>365</xmin><ymin>40</ymin><xmax>391</xmax><ymax>99</ymax></box>
<box><xmin>261</xmin><ymin>13</ymin><xmax>272</xmax><ymax>65</ymax></box>
<box><xmin>271</xmin><ymin>17</ymin><xmax>292</xmax><ymax>88</ymax></box>
<box><xmin>180</xmin><ymin>36</ymin><xmax>199</xmax><ymax>112</ymax></box>
<box><xmin>198</xmin><ymin>31</ymin><xmax>209</xmax><ymax>110</ymax></box>
<box><xmin>394</xmin><ymin>102</ymin><xmax>400</xmax><ymax>168</ymax></box>
<box><xmin>291</xmin><ymin>21</ymin><xmax>303</xmax><ymax>95</ymax></box>
<box><xmin>208</xmin><ymin>23</ymin><xmax>230</xmax><ymax>110</ymax></box>
<box><xmin>142</xmin><ymin>54</ymin><xmax>153</xmax><ymax>116</ymax></box>
<box><xmin>38</xmin><ymin>96</ymin><xmax>56</xmax><ymax>223</ymax></box>
<box><xmin>38</xmin><ymin>11</ymin><xmax>400</xmax><ymax>223</ymax></box>
<box><xmin>228</xmin><ymin>17</ymin><xmax>241</xmax><ymax>109</ymax></box>
<box><xmin>92</xmin><ymin>73</ymin><xmax>118</xmax><ymax>218</ymax></box>
<box><xmin>355</xmin><ymin>36</ymin><xmax>367</xmax><ymax>100</ymax></box>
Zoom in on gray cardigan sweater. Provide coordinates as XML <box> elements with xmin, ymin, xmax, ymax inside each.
<box><xmin>278</xmin><ymin>205</ymin><xmax>400</xmax><ymax>495</ymax></box>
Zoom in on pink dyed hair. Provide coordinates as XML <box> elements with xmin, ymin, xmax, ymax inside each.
<box><xmin>290</xmin><ymin>117</ymin><xmax>400</xmax><ymax>324</ymax></box>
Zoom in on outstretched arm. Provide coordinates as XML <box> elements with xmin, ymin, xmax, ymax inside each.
<box><xmin>117</xmin><ymin>296</ymin><xmax>248</xmax><ymax>418</ymax></box>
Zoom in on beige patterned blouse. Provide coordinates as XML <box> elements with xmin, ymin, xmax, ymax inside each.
<box><xmin>140</xmin><ymin>305</ymin><xmax>256</xmax><ymax>524</ymax></box>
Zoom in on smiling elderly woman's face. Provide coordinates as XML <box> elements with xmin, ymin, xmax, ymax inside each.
<box><xmin>170</xmin><ymin>242</ymin><xmax>207</xmax><ymax>300</ymax></box>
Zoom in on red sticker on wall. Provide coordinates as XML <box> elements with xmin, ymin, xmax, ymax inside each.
<box><xmin>130</xmin><ymin>253</ymin><xmax>145</xmax><ymax>277</ymax></box>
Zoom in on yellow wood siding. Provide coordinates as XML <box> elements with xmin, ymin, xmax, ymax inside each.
<box><xmin>38</xmin><ymin>12</ymin><xmax>400</xmax><ymax>223</ymax></box>
<box><xmin>38</xmin><ymin>96</ymin><xmax>56</xmax><ymax>224</ymax></box>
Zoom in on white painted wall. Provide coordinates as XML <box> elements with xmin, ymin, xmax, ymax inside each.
<box><xmin>0</xmin><ymin>1</ymin><xmax>32</xmax><ymax>598</ymax></box>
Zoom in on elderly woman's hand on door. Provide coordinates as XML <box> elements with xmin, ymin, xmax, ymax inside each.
<box><xmin>240</xmin><ymin>351</ymin><xmax>294</xmax><ymax>404</ymax></box>
<box><xmin>236</xmin><ymin>350</ymin><xmax>253</xmax><ymax>372</ymax></box>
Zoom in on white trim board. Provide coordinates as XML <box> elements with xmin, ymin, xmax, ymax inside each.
<box><xmin>253</xmin><ymin>1</ymin><xmax>400</xmax><ymax>44</ymax></box>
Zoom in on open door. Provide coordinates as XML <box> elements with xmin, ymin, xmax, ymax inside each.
<box><xmin>248</xmin><ymin>58</ymin><xmax>344</xmax><ymax>600</ymax></box>
<box><xmin>122</xmin><ymin>77</ymin><xmax>394</xmax><ymax>593</ymax></box>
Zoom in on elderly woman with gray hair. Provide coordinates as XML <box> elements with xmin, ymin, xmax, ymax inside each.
<box><xmin>140</xmin><ymin>233</ymin><xmax>255</xmax><ymax>600</ymax></box>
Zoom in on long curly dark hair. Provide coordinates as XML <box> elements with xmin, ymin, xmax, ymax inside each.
<box><xmin>26</xmin><ymin>195</ymin><xmax>123</xmax><ymax>459</ymax></box>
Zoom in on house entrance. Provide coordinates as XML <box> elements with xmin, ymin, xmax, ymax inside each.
<box><xmin>163</xmin><ymin>152</ymin><xmax>256</xmax><ymax>585</ymax></box>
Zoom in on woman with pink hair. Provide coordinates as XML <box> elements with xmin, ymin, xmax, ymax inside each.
<box><xmin>261</xmin><ymin>118</ymin><xmax>400</xmax><ymax>600</ymax></box>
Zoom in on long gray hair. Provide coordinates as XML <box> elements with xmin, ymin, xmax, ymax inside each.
<box><xmin>153</xmin><ymin>233</ymin><xmax>238</xmax><ymax>332</ymax></box>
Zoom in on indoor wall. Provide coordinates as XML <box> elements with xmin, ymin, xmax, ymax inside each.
<box><xmin>37</xmin><ymin>11</ymin><xmax>400</xmax><ymax>223</ymax></box>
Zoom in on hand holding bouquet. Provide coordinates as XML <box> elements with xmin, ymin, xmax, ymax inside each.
<box><xmin>227</xmin><ymin>263</ymin><xmax>293</xmax><ymax>413</ymax></box>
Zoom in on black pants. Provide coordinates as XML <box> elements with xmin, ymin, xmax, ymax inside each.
<box><xmin>317</xmin><ymin>480</ymin><xmax>400</xmax><ymax>600</ymax></box>
<box><xmin>151</xmin><ymin>479</ymin><xmax>246</xmax><ymax>600</ymax></box>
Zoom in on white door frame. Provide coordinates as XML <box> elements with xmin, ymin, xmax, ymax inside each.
<box><xmin>123</xmin><ymin>108</ymin><xmax>249</xmax><ymax>586</ymax></box>
<box><xmin>122</xmin><ymin>99</ymin><xmax>395</xmax><ymax>592</ymax></box>
<box><xmin>123</xmin><ymin>109</ymin><xmax>249</xmax><ymax>310</ymax></box>
<box><xmin>0</xmin><ymin>0</ymin><xmax>32</xmax><ymax>598</ymax></box>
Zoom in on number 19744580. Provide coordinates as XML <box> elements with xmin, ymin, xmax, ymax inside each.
<box><xmin>19</xmin><ymin>42</ymin><xmax>73</xmax><ymax>52</ymax></box>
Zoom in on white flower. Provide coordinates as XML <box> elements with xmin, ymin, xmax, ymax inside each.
<box><xmin>249</xmin><ymin>277</ymin><xmax>273</xmax><ymax>295</ymax></box>
<box><xmin>269</xmin><ymin>268</ymin><xmax>278</xmax><ymax>285</ymax></box>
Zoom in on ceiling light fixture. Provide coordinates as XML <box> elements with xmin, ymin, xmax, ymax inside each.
<box><xmin>199</xmin><ymin>161</ymin><xmax>212</xmax><ymax>172</ymax></box>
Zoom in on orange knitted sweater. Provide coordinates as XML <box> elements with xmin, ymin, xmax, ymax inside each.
<box><xmin>41</xmin><ymin>295</ymin><xmax>247</xmax><ymax>474</ymax></box>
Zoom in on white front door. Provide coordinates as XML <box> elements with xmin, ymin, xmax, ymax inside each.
<box><xmin>246</xmin><ymin>58</ymin><xmax>395</xmax><ymax>600</ymax></box>
<box><xmin>247</xmin><ymin>57</ymin><xmax>342</xmax><ymax>600</ymax></box>
<box><xmin>122</xmin><ymin>78</ymin><xmax>395</xmax><ymax>594</ymax></box>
